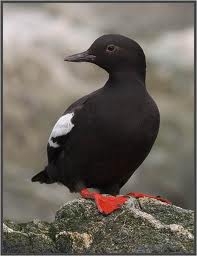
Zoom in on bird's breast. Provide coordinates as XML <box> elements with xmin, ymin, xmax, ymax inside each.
<box><xmin>88</xmin><ymin>90</ymin><xmax>159</xmax><ymax>146</ymax></box>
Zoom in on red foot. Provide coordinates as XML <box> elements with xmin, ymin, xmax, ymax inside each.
<box><xmin>94</xmin><ymin>194</ymin><xmax>127</xmax><ymax>214</ymax></box>
<box><xmin>127</xmin><ymin>192</ymin><xmax>172</xmax><ymax>204</ymax></box>
<box><xmin>80</xmin><ymin>188</ymin><xmax>97</xmax><ymax>199</ymax></box>
<box><xmin>80</xmin><ymin>188</ymin><xmax>127</xmax><ymax>215</ymax></box>
<box><xmin>80</xmin><ymin>189</ymin><xmax>171</xmax><ymax>215</ymax></box>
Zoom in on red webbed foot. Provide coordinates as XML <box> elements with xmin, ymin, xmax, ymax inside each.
<box><xmin>80</xmin><ymin>189</ymin><xmax>171</xmax><ymax>215</ymax></box>
<box><xmin>126</xmin><ymin>192</ymin><xmax>172</xmax><ymax>204</ymax></box>
<box><xmin>80</xmin><ymin>188</ymin><xmax>127</xmax><ymax>215</ymax></box>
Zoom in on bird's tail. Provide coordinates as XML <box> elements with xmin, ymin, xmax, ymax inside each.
<box><xmin>31</xmin><ymin>167</ymin><xmax>54</xmax><ymax>184</ymax></box>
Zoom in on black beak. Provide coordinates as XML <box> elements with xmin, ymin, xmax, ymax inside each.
<box><xmin>64</xmin><ymin>50</ymin><xmax>96</xmax><ymax>62</ymax></box>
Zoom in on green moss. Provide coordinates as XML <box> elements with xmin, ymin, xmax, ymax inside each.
<box><xmin>55</xmin><ymin>232</ymin><xmax>73</xmax><ymax>253</ymax></box>
<box><xmin>139</xmin><ymin>200</ymin><xmax>194</xmax><ymax>233</ymax></box>
<box><xmin>29</xmin><ymin>232</ymin><xmax>57</xmax><ymax>253</ymax></box>
<box><xmin>3</xmin><ymin>230</ymin><xmax>32</xmax><ymax>254</ymax></box>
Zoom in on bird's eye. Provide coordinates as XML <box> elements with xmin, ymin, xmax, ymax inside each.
<box><xmin>106</xmin><ymin>44</ymin><xmax>116</xmax><ymax>52</ymax></box>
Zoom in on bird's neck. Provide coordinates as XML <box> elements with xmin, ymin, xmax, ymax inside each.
<box><xmin>108</xmin><ymin>69</ymin><xmax>146</xmax><ymax>86</ymax></box>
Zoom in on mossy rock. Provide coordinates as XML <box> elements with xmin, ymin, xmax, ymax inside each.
<box><xmin>3</xmin><ymin>197</ymin><xmax>195</xmax><ymax>254</ymax></box>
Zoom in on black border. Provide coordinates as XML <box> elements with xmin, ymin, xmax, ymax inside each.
<box><xmin>1</xmin><ymin>1</ymin><xmax>196</xmax><ymax>255</ymax></box>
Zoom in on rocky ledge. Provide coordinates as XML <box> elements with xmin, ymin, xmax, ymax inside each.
<box><xmin>3</xmin><ymin>197</ymin><xmax>194</xmax><ymax>254</ymax></box>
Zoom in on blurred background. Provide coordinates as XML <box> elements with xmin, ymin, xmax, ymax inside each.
<box><xmin>3</xmin><ymin>3</ymin><xmax>194</xmax><ymax>221</ymax></box>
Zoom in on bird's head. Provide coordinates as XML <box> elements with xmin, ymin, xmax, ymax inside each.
<box><xmin>64</xmin><ymin>34</ymin><xmax>146</xmax><ymax>75</ymax></box>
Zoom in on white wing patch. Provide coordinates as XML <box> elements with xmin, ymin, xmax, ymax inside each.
<box><xmin>48</xmin><ymin>112</ymin><xmax>74</xmax><ymax>148</ymax></box>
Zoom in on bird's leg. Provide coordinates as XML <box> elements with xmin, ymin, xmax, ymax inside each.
<box><xmin>80</xmin><ymin>188</ymin><xmax>127</xmax><ymax>215</ymax></box>
<box><xmin>126</xmin><ymin>192</ymin><xmax>172</xmax><ymax>204</ymax></box>
<box><xmin>80</xmin><ymin>188</ymin><xmax>98</xmax><ymax>199</ymax></box>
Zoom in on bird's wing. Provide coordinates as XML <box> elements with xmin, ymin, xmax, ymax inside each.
<box><xmin>47</xmin><ymin>89</ymin><xmax>100</xmax><ymax>163</ymax></box>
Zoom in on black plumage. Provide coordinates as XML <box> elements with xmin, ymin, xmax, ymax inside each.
<box><xmin>32</xmin><ymin>34</ymin><xmax>160</xmax><ymax>196</ymax></box>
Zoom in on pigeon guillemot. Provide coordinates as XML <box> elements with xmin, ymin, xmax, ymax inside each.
<box><xmin>32</xmin><ymin>34</ymin><xmax>171</xmax><ymax>215</ymax></box>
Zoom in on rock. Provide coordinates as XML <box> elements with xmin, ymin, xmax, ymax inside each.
<box><xmin>3</xmin><ymin>197</ymin><xmax>194</xmax><ymax>254</ymax></box>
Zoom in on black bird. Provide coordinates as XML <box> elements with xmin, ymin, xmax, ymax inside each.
<box><xmin>32</xmin><ymin>34</ymin><xmax>169</xmax><ymax>214</ymax></box>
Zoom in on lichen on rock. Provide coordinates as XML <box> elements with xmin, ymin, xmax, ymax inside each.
<box><xmin>3</xmin><ymin>197</ymin><xmax>195</xmax><ymax>254</ymax></box>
